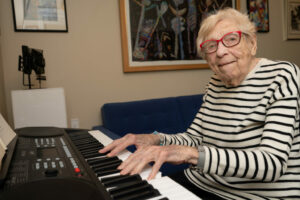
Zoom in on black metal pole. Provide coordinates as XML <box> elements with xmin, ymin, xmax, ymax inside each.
<box><xmin>28</xmin><ymin>74</ymin><xmax>31</xmax><ymax>89</ymax></box>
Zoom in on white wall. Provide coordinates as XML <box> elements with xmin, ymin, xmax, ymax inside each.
<box><xmin>0</xmin><ymin>0</ymin><xmax>299</xmax><ymax>129</ymax></box>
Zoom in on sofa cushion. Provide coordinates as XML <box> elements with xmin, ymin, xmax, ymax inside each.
<box><xmin>101</xmin><ymin>97</ymin><xmax>186</xmax><ymax>137</ymax></box>
<box><xmin>176</xmin><ymin>94</ymin><xmax>204</xmax><ymax>129</ymax></box>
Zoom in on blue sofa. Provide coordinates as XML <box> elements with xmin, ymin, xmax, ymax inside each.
<box><xmin>93</xmin><ymin>93</ymin><xmax>204</xmax><ymax>176</ymax></box>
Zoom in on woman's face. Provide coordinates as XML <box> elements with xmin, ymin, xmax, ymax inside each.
<box><xmin>204</xmin><ymin>19</ymin><xmax>258</xmax><ymax>86</ymax></box>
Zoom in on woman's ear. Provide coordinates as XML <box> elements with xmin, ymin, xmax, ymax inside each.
<box><xmin>249</xmin><ymin>34</ymin><xmax>257</xmax><ymax>56</ymax></box>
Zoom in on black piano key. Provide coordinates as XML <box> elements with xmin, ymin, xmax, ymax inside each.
<box><xmin>73</xmin><ymin>140</ymin><xmax>100</xmax><ymax>146</ymax></box>
<box><xmin>85</xmin><ymin>152</ymin><xmax>107</xmax><ymax>159</ymax></box>
<box><xmin>80</xmin><ymin>148</ymin><xmax>105</xmax><ymax>155</ymax></box>
<box><xmin>77</xmin><ymin>144</ymin><xmax>103</xmax><ymax>151</ymax></box>
<box><xmin>101</xmin><ymin>174</ymin><xmax>130</xmax><ymax>183</ymax></box>
<box><xmin>101</xmin><ymin>174</ymin><xmax>142</xmax><ymax>187</ymax></box>
<box><xmin>69</xmin><ymin>134</ymin><xmax>94</xmax><ymax>141</ymax></box>
<box><xmin>93</xmin><ymin>162</ymin><xmax>121</xmax><ymax>173</ymax></box>
<box><xmin>81</xmin><ymin>152</ymin><xmax>103</xmax><ymax>159</ymax></box>
<box><xmin>71</xmin><ymin>136</ymin><xmax>102</xmax><ymax>145</ymax></box>
<box><xmin>110</xmin><ymin>181</ymin><xmax>159</xmax><ymax>200</ymax></box>
<box><xmin>76</xmin><ymin>142</ymin><xmax>101</xmax><ymax>148</ymax></box>
<box><xmin>87</xmin><ymin>156</ymin><xmax>119</xmax><ymax>165</ymax></box>
<box><xmin>96</xmin><ymin>169</ymin><xmax>121</xmax><ymax>177</ymax></box>
<box><xmin>73</xmin><ymin>138</ymin><xmax>99</xmax><ymax>143</ymax></box>
<box><xmin>114</xmin><ymin>189</ymin><xmax>161</xmax><ymax>200</ymax></box>
<box><xmin>79</xmin><ymin>148</ymin><xmax>103</xmax><ymax>155</ymax></box>
<box><xmin>158</xmin><ymin>198</ymin><xmax>169</xmax><ymax>200</ymax></box>
<box><xmin>92</xmin><ymin>159</ymin><xmax>122</xmax><ymax>169</ymax></box>
<box><xmin>109</xmin><ymin>180</ymin><xmax>147</xmax><ymax>194</ymax></box>
<box><xmin>104</xmin><ymin>174</ymin><xmax>142</xmax><ymax>188</ymax></box>
<box><xmin>80</xmin><ymin>148</ymin><xmax>102</xmax><ymax>155</ymax></box>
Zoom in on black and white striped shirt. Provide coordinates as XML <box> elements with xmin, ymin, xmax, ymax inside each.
<box><xmin>162</xmin><ymin>59</ymin><xmax>300</xmax><ymax>199</ymax></box>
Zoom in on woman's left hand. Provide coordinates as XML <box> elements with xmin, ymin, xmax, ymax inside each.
<box><xmin>117</xmin><ymin>145</ymin><xmax>198</xmax><ymax>180</ymax></box>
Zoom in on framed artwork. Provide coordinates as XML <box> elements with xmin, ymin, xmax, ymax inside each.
<box><xmin>120</xmin><ymin>0</ymin><xmax>240</xmax><ymax>72</ymax></box>
<box><xmin>247</xmin><ymin>0</ymin><xmax>269</xmax><ymax>32</ymax></box>
<box><xmin>284</xmin><ymin>0</ymin><xmax>300</xmax><ymax>39</ymax></box>
<box><xmin>11</xmin><ymin>0</ymin><xmax>68</xmax><ymax>32</ymax></box>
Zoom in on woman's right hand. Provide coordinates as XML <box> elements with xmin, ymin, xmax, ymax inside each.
<box><xmin>98</xmin><ymin>133</ymin><xmax>160</xmax><ymax>157</ymax></box>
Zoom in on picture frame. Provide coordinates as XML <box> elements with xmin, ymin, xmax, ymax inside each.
<box><xmin>11</xmin><ymin>0</ymin><xmax>68</xmax><ymax>32</ymax></box>
<box><xmin>120</xmin><ymin>0</ymin><xmax>240</xmax><ymax>72</ymax></box>
<box><xmin>283</xmin><ymin>0</ymin><xmax>300</xmax><ymax>39</ymax></box>
<box><xmin>247</xmin><ymin>0</ymin><xmax>269</xmax><ymax>32</ymax></box>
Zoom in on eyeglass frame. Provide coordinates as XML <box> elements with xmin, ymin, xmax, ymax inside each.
<box><xmin>199</xmin><ymin>31</ymin><xmax>243</xmax><ymax>54</ymax></box>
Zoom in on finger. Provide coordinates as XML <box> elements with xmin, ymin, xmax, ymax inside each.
<box><xmin>98</xmin><ymin>143</ymin><xmax>113</xmax><ymax>153</ymax></box>
<box><xmin>107</xmin><ymin>140</ymin><xmax>134</xmax><ymax>157</ymax></box>
<box><xmin>100</xmin><ymin>134</ymin><xmax>135</xmax><ymax>156</ymax></box>
<box><xmin>130</xmin><ymin>148</ymin><xmax>154</xmax><ymax>174</ymax></box>
<box><xmin>130</xmin><ymin>159</ymin><xmax>149</xmax><ymax>175</ymax></box>
<box><xmin>147</xmin><ymin>151</ymin><xmax>166</xmax><ymax>180</ymax></box>
<box><xmin>98</xmin><ymin>139</ymin><xmax>120</xmax><ymax>153</ymax></box>
<box><xmin>118</xmin><ymin>148</ymin><xmax>148</xmax><ymax>175</ymax></box>
<box><xmin>119</xmin><ymin>159</ymin><xmax>139</xmax><ymax>175</ymax></box>
<box><xmin>117</xmin><ymin>150</ymin><xmax>138</xmax><ymax>169</ymax></box>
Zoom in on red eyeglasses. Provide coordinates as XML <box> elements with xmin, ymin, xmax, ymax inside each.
<box><xmin>200</xmin><ymin>31</ymin><xmax>242</xmax><ymax>54</ymax></box>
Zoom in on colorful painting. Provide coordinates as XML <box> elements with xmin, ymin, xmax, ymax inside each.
<box><xmin>120</xmin><ymin>0</ymin><xmax>240</xmax><ymax>72</ymax></box>
<box><xmin>247</xmin><ymin>0</ymin><xmax>269</xmax><ymax>32</ymax></box>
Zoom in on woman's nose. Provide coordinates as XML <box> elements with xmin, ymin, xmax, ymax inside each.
<box><xmin>216</xmin><ymin>41</ymin><xmax>228</xmax><ymax>57</ymax></box>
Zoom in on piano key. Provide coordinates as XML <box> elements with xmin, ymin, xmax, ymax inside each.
<box><xmin>89</xmin><ymin>130</ymin><xmax>114</xmax><ymax>146</ymax></box>
<box><xmin>80</xmin><ymin>149</ymin><xmax>102</xmax><ymax>155</ymax></box>
<box><xmin>77</xmin><ymin>143</ymin><xmax>103</xmax><ymax>151</ymax></box>
<box><xmin>101</xmin><ymin>174</ymin><xmax>130</xmax><ymax>183</ymax></box>
<box><xmin>81</xmin><ymin>151</ymin><xmax>106</xmax><ymax>159</ymax></box>
<box><xmin>69</xmin><ymin>134</ymin><xmax>94</xmax><ymax>141</ymax></box>
<box><xmin>80</xmin><ymin>147</ymin><xmax>102</xmax><ymax>153</ymax></box>
<box><xmin>96</xmin><ymin>168</ymin><xmax>121</xmax><ymax>177</ymax></box>
<box><xmin>93</xmin><ymin>162</ymin><xmax>121</xmax><ymax>173</ymax></box>
<box><xmin>109</xmin><ymin>180</ymin><xmax>160</xmax><ymax>200</ymax></box>
<box><xmin>108</xmin><ymin>179</ymin><xmax>148</xmax><ymax>193</ymax></box>
<box><xmin>98</xmin><ymin>172</ymin><xmax>122</xmax><ymax>181</ymax></box>
<box><xmin>113</xmin><ymin>188</ymin><xmax>161</xmax><ymax>200</ymax></box>
<box><xmin>101</xmin><ymin>174</ymin><xmax>141</xmax><ymax>188</ymax></box>
<box><xmin>73</xmin><ymin>140</ymin><xmax>101</xmax><ymax>147</ymax></box>
<box><xmin>88</xmin><ymin>156</ymin><xmax>119</xmax><ymax>165</ymax></box>
<box><xmin>92</xmin><ymin>159</ymin><xmax>122</xmax><ymax>170</ymax></box>
<box><xmin>149</xmin><ymin>176</ymin><xmax>201</xmax><ymax>200</ymax></box>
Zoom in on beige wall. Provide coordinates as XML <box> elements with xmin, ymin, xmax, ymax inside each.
<box><xmin>0</xmin><ymin>1</ymin><xmax>299</xmax><ymax>129</ymax></box>
<box><xmin>0</xmin><ymin>15</ymin><xmax>7</xmax><ymax>118</ymax></box>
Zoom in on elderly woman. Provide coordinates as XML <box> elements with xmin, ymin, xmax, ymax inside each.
<box><xmin>100</xmin><ymin>8</ymin><xmax>300</xmax><ymax>199</ymax></box>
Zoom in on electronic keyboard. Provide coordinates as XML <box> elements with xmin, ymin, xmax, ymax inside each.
<box><xmin>0</xmin><ymin>127</ymin><xmax>200</xmax><ymax>200</ymax></box>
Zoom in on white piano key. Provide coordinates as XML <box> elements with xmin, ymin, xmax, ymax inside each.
<box><xmin>149</xmin><ymin>176</ymin><xmax>202</xmax><ymax>200</ymax></box>
<box><xmin>98</xmin><ymin>172</ymin><xmax>121</xmax><ymax>181</ymax></box>
<box><xmin>89</xmin><ymin>130</ymin><xmax>113</xmax><ymax>146</ymax></box>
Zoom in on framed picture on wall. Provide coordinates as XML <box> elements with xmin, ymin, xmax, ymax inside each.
<box><xmin>11</xmin><ymin>0</ymin><xmax>68</xmax><ymax>32</ymax></box>
<box><xmin>120</xmin><ymin>0</ymin><xmax>240</xmax><ymax>72</ymax></box>
<box><xmin>284</xmin><ymin>0</ymin><xmax>300</xmax><ymax>39</ymax></box>
<box><xmin>247</xmin><ymin>0</ymin><xmax>269</xmax><ymax>32</ymax></box>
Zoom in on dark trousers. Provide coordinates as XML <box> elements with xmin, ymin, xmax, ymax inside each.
<box><xmin>169</xmin><ymin>171</ymin><xmax>225</xmax><ymax>200</ymax></box>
